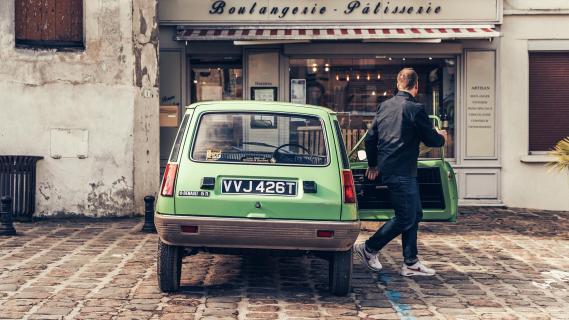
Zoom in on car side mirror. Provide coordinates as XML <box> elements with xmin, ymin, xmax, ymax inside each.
<box><xmin>357</xmin><ymin>150</ymin><xmax>367</xmax><ymax>161</ymax></box>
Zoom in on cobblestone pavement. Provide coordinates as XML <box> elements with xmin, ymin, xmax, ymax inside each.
<box><xmin>1</xmin><ymin>208</ymin><xmax>569</xmax><ymax>320</ymax></box>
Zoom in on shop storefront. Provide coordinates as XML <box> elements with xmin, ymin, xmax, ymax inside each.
<box><xmin>158</xmin><ymin>0</ymin><xmax>503</xmax><ymax>205</ymax></box>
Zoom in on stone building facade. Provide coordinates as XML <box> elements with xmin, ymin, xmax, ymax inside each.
<box><xmin>0</xmin><ymin>0</ymin><xmax>159</xmax><ymax>216</ymax></box>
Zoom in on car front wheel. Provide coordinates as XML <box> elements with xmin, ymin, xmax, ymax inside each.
<box><xmin>329</xmin><ymin>248</ymin><xmax>353</xmax><ymax>296</ymax></box>
<box><xmin>157</xmin><ymin>239</ymin><xmax>182</xmax><ymax>292</ymax></box>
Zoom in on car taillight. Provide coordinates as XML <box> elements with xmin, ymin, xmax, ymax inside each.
<box><xmin>160</xmin><ymin>163</ymin><xmax>178</xmax><ymax>197</ymax></box>
<box><xmin>342</xmin><ymin>170</ymin><xmax>356</xmax><ymax>204</ymax></box>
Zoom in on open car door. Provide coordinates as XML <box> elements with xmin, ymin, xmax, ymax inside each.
<box><xmin>349</xmin><ymin>116</ymin><xmax>458</xmax><ymax>222</ymax></box>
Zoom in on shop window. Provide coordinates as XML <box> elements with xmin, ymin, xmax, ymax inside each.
<box><xmin>15</xmin><ymin>0</ymin><xmax>84</xmax><ymax>49</ymax></box>
<box><xmin>529</xmin><ymin>52</ymin><xmax>569</xmax><ymax>152</ymax></box>
<box><xmin>289</xmin><ymin>57</ymin><xmax>456</xmax><ymax>158</ymax></box>
<box><xmin>191</xmin><ymin>57</ymin><xmax>243</xmax><ymax>103</ymax></box>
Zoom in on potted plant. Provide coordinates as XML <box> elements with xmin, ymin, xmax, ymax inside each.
<box><xmin>549</xmin><ymin>137</ymin><xmax>569</xmax><ymax>172</ymax></box>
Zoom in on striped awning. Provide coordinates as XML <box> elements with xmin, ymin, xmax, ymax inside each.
<box><xmin>176</xmin><ymin>26</ymin><xmax>499</xmax><ymax>41</ymax></box>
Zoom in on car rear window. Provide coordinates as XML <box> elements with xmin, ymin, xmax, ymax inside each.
<box><xmin>191</xmin><ymin>112</ymin><xmax>329</xmax><ymax>166</ymax></box>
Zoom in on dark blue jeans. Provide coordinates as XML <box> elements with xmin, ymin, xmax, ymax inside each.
<box><xmin>365</xmin><ymin>175</ymin><xmax>423</xmax><ymax>265</ymax></box>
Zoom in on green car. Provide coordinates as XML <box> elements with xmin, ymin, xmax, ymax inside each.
<box><xmin>155</xmin><ymin>101</ymin><xmax>457</xmax><ymax>296</ymax></box>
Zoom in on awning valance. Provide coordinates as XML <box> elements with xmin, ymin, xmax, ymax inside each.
<box><xmin>176</xmin><ymin>25</ymin><xmax>499</xmax><ymax>41</ymax></box>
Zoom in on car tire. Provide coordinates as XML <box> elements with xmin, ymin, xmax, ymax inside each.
<box><xmin>329</xmin><ymin>248</ymin><xmax>352</xmax><ymax>296</ymax></box>
<box><xmin>157</xmin><ymin>239</ymin><xmax>182</xmax><ymax>292</ymax></box>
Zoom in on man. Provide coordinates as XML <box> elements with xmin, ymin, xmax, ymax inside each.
<box><xmin>354</xmin><ymin>68</ymin><xmax>447</xmax><ymax>277</ymax></box>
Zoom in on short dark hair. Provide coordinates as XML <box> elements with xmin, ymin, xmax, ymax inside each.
<box><xmin>397</xmin><ymin>68</ymin><xmax>418</xmax><ymax>91</ymax></box>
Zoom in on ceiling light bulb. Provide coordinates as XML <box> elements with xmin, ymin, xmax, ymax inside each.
<box><xmin>356</xmin><ymin>74</ymin><xmax>360</xmax><ymax>80</ymax></box>
<box><xmin>367</xmin><ymin>74</ymin><xmax>371</xmax><ymax>81</ymax></box>
<box><xmin>429</xmin><ymin>57</ymin><xmax>433</xmax><ymax>60</ymax></box>
<box><xmin>388</xmin><ymin>57</ymin><xmax>392</xmax><ymax>61</ymax></box>
<box><xmin>377</xmin><ymin>74</ymin><xmax>381</xmax><ymax>80</ymax></box>
<box><xmin>346</xmin><ymin>75</ymin><xmax>350</xmax><ymax>81</ymax></box>
<box><xmin>372</xmin><ymin>91</ymin><xmax>376</xmax><ymax>96</ymax></box>
<box><xmin>336</xmin><ymin>74</ymin><xmax>339</xmax><ymax>81</ymax></box>
<box><xmin>325</xmin><ymin>67</ymin><xmax>329</xmax><ymax>72</ymax></box>
<box><xmin>312</xmin><ymin>67</ymin><xmax>318</xmax><ymax>72</ymax></box>
<box><xmin>383</xmin><ymin>91</ymin><xmax>387</xmax><ymax>96</ymax></box>
<box><xmin>402</xmin><ymin>57</ymin><xmax>406</xmax><ymax>61</ymax></box>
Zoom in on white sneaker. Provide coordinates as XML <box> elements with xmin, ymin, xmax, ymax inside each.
<box><xmin>354</xmin><ymin>243</ymin><xmax>382</xmax><ymax>272</ymax></box>
<box><xmin>401</xmin><ymin>261</ymin><xmax>436</xmax><ymax>277</ymax></box>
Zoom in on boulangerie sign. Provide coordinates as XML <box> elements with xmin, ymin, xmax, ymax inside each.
<box><xmin>159</xmin><ymin>0</ymin><xmax>501</xmax><ymax>25</ymax></box>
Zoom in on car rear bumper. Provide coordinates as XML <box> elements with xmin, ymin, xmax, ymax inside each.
<box><xmin>155</xmin><ymin>214</ymin><xmax>360</xmax><ymax>251</ymax></box>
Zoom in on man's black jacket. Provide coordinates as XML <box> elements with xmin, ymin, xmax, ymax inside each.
<box><xmin>364</xmin><ymin>91</ymin><xmax>445</xmax><ymax>177</ymax></box>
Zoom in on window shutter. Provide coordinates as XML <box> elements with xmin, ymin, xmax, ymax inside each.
<box><xmin>15</xmin><ymin>0</ymin><xmax>83</xmax><ymax>47</ymax></box>
<box><xmin>529</xmin><ymin>52</ymin><xmax>569</xmax><ymax>151</ymax></box>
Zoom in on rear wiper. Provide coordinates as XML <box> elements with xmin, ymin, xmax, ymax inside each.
<box><xmin>241</xmin><ymin>142</ymin><xmax>292</xmax><ymax>155</ymax></box>
<box><xmin>242</xmin><ymin>141</ymin><xmax>278</xmax><ymax>149</ymax></box>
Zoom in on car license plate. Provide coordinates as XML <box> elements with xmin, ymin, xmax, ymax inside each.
<box><xmin>221</xmin><ymin>179</ymin><xmax>297</xmax><ymax>196</ymax></box>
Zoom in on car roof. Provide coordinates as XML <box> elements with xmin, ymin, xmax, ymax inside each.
<box><xmin>185</xmin><ymin>100</ymin><xmax>336</xmax><ymax>115</ymax></box>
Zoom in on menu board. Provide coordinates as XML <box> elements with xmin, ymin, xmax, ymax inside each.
<box><xmin>290</xmin><ymin>79</ymin><xmax>306</xmax><ymax>104</ymax></box>
<box><xmin>465</xmin><ymin>51</ymin><xmax>496</xmax><ymax>158</ymax></box>
<box><xmin>247</xmin><ymin>52</ymin><xmax>279</xmax><ymax>89</ymax></box>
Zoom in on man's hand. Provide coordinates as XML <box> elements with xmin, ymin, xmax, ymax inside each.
<box><xmin>366</xmin><ymin>167</ymin><xmax>379</xmax><ymax>181</ymax></box>
<box><xmin>436</xmin><ymin>129</ymin><xmax>448</xmax><ymax>144</ymax></box>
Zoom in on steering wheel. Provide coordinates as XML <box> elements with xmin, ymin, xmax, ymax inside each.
<box><xmin>273</xmin><ymin>143</ymin><xmax>311</xmax><ymax>159</ymax></box>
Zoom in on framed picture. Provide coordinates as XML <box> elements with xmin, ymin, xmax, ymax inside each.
<box><xmin>290</xmin><ymin>79</ymin><xmax>306</xmax><ymax>104</ymax></box>
<box><xmin>251</xmin><ymin>86</ymin><xmax>277</xmax><ymax>102</ymax></box>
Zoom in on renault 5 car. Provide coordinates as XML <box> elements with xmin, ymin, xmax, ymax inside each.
<box><xmin>155</xmin><ymin>101</ymin><xmax>360</xmax><ymax>295</ymax></box>
<box><xmin>155</xmin><ymin>101</ymin><xmax>458</xmax><ymax>296</ymax></box>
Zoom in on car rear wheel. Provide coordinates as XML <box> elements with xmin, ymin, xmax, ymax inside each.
<box><xmin>329</xmin><ymin>248</ymin><xmax>352</xmax><ymax>296</ymax></box>
<box><xmin>157</xmin><ymin>239</ymin><xmax>182</xmax><ymax>292</ymax></box>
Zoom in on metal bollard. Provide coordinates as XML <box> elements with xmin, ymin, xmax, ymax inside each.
<box><xmin>0</xmin><ymin>196</ymin><xmax>16</xmax><ymax>236</ymax></box>
<box><xmin>141</xmin><ymin>195</ymin><xmax>156</xmax><ymax>233</ymax></box>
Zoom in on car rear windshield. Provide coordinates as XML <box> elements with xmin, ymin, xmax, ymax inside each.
<box><xmin>191</xmin><ymin>112</ymin><xmax>329</xmax><ymax>166</ymax></box>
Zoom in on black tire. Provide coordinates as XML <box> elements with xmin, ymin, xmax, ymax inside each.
<box><xmin>157</xmin><ymin>239</ymin><xmax>182</xmax><ymax>292</ymax></box>
<box><xmin>329</xmin><ymin>248</ymin><xmax>353</xmax><ymax>296</ymax></box>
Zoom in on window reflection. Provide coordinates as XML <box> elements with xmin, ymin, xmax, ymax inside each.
<box><xmin>289</xmin><ymin>57</ymin><xmax>456</xmax><ymax>158</ymax></box>
<box><xmin>191</xmin><ymin>57</ymin><xmax>243</xmax><ymax>103</ymax></box>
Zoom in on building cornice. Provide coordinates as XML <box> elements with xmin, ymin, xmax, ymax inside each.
<box><xmin>504</xmin><ymin>9</ymin><xmax>569</xmax><ymax>15</ymax></box>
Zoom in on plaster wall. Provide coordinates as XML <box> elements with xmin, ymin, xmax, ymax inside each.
<box><xmin>0</xmin><ymin>0</ymin><xmax>159</xmax><ymax>216</ymax></box>
<box><xmin>500</xmin><ymin>14</ymin><xmax>569</xmax><ymax>211</ymax></box>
